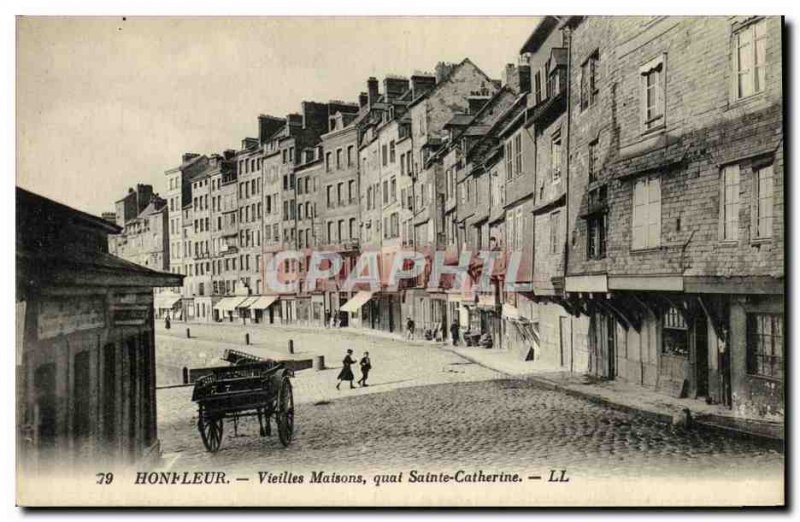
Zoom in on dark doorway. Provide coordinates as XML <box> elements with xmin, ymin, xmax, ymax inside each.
<box><xmin>34</xmin><ymin>363</ymin><xmax>57</xmax><ymax>449</ymax></box>
<box><xmin>606</xmin><ymin>315</ymin><xmax>616</xmax><ymax>379</ymax></box>
<box><xmin>694</xmin><ymin>316</ymin><xmax>709</xmax><ymax>398</ymax></box>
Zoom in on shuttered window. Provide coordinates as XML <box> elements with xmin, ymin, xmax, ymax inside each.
<box><xmin>632</xmin><ymin>177</ymin><xmax>661</xmax><ymax>250</ymax></box>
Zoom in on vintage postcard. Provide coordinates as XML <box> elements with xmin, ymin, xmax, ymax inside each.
<box><xmin>15</xmin><ymin>15</ymin><xmax>785</xmax><ymax>507</ymax></box>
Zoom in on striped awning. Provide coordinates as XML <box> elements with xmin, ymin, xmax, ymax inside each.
<box><xmin>340</xmin><ymin>291</ymin><xmax>374</xmax><ymax>313</ymax></box>
<box><xmin>236</xmin><ymin>296</ymin><xmax>260</xmax><ymax>309</ymax></box>
<box><xmin>154</xmin><ymin>293</ymin><xmax>181</xmax><ymax>310</ymax></box>
<box><xmin>214</xmin><ymin>297</ymin><xmax>246</xmax><ymax>312</ymax></box>
<box><xmin>248</xmin><ymin>295</ymin><xmax>279</xmax><ymax>310</ymax></box>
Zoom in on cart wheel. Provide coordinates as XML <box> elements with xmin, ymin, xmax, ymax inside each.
<box><xmin>275</xmin><ymin>377</ymin><xmax>294</xmax><ymax>447</ymax></box>
<box><xmin>198</xmin><ymin>415</ymin><xmax>224</xmax><ymax>452</ymax></box>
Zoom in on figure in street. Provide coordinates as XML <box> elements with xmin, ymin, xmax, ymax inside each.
<box><xmin>406</xmin><ymin>317</ymin><xmax>415</xmax><ymax>340</ymax></box>
<box><xmin>165</xmin><ymin>312</ymin><xmax>171</xmax><ymax>330</ymax></box>
<box><xmin>336</xmin><ymin>349</ymin><xmax>356</xmax><ymax>390</ymax></box>
<box><xmin>450</xmin><ymin>320</ymin><xmax>460</xmax><ymax>346</ymax></box>
<box><xmin>357</xmin><ymin>351</ymin><xmax>372</xmax><ymax>387</ymax></box>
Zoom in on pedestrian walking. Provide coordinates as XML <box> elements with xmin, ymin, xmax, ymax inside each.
<box><xmin>164</xmin><ymin>312</ymin><xmax>171</xmax><ymax>330</ymax></box>
<box><xmin>336</xmin><ymin>349</ymin><xmax>356</xmax><ymax>390</ymax></box>
<box><xmin>450</xmin><ymin>320</ymin><xmax>460</xmax><ymax>346</ymax></box>
<box><xmin>406</xmin><ymin>317</ymin><xmax>415</xmax><ymax>340</ymax></box>
<box><xmin>324</xmin><ymin>310</ymin><xmax>331</xmax><ymax>328</ymax></box>
<box><xmin>357</xmin><ymin>351</ymin><xmax>372</xmax><ymax>387</ymax></box>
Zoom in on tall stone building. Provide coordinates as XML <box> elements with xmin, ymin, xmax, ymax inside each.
<box><xmin>108</xmin><ymin>185</ymin><xmax>170</xmax><ymax>274</ymax></box>
<box><xmin>405</xmin><ymin>58</ymin><xmax>500</xmax><ymax>336</ymax></box>
<box><xmin>561</xmin><ymin>16</ymin><xmax>783</xmax><ymax>418</ymax></box>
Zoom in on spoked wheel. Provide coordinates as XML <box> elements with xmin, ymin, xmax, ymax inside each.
<box><xmin>198</xmin><ymin>414</ymin><xmax>224</xmax><ymax>452</ymax></box>
<box><xmin>275</xmin><ymin>377</ymin><xmax>294</xmax><ymax>447</ymax></box>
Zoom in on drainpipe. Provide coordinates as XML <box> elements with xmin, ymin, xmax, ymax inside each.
<box><xmin>563</xmin><ymin>24</ymin><xmax>573</xmax><ymax>295</ymax></box>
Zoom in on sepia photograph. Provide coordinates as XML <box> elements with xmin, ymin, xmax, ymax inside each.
<box><xmin>13</xmin><ymin>10</ymin><xmax>786</xmax><ymax>508</ymax></box>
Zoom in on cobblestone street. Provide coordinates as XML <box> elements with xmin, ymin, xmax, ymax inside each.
<box><xmin>156</xmin><ymin>325</ymin><xmax>783</xmax><ymax>481</ymax></box>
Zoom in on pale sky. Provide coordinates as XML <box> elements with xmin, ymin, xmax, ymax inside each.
<box><xmin>17</xmin><ymin>16</ymin><xmax>538</xmax><ymax>216</ymax></box>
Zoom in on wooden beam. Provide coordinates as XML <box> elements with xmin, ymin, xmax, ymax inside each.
<box><xmin>696</xmin><ymin>295</ymin><xmax>728</xmax><ymax>344</ymax></box>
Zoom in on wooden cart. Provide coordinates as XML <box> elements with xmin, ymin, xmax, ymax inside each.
<box><xmin>190</xmin><ymin>360</ymin><xmax>294</xmax><ymax>452</ymax></box>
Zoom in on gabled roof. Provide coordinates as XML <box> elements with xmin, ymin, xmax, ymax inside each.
<box><xmin>136</xmin><ymin>200</ymin><xmax>164</xmax><ymax>219</ymax></box>
<box><xmin>519</xmin><ymin>16</ymin><xmax>563</xmax><ymax>54</ymax></box>
<box><xmin>408</xmin><ymin>58</ymin><xmax>494</xmax><ymax>108</ymax></box>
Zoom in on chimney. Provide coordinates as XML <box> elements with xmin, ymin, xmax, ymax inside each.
<box><xmin>383</xmin><ymin>76</ymin><xmax>410</xmax><ymax>102</ymax></box>
<box><xmin>502</xmin><ymin>63</ymin><xmax>532</xmax><ymax>94</ymax></box>
<box><xmin>435</xmin><ymin>62</ymin><xmax>456</xmax><ymax>83</ymax></box>
<box><xmin>258</xmin><ymin>114</ymin><xmax>285</xmax><ymax>144</ymax></box>
<box><xmin>182</xmin><ymin>152</ymin><xmax>200</xmax><ymax>164</ymax></box>
<box><xmin>367</xmin><ymin>77</ymin><xmax>380</xmax><ymax>106</ymax></box>
<box><xmin>411</xmin><ymin>74</ymin><xmax>436</xmax><ymax>99</ymax></box>
<box><xmin>358</xmin><ymin>92</ymin><xmax>368</xmax><ymax>108</ymax></box>
<box><xmin>287</xmin><ymin>113</ymin><xmax>303</xmax><ymax>127</ymax></box>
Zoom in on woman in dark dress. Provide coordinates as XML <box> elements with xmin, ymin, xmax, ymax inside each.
<box><xmin>336</xmin><ymin>349</ymin><xmax>356</xmax><ymax>390</ymax></box>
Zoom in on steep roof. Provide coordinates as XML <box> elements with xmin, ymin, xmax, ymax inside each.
<box><xmin>408</xmin><ymin>58</ymin><xmax>494</xmax><ymax>108</ymax></box>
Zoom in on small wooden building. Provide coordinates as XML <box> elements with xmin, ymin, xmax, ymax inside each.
<box><xmin>16</xmin><ymin>188</ymin><xmax>182</xmax><ymax>473</ymax></box>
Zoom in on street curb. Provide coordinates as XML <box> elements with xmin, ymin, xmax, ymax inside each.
<box><xmin>445</xmin><ymin>345</ymin><xmax>783</xmax><ymax>444</ymax></box>
<box><xmin>159</xmin><ymin>321</ymin><xmax>444</xmax><ymax>348</ymax></box>
<box><xmin>156</xmin><ymin>383</ymin><xmax>193</xmax><ymax>390</ymax></box>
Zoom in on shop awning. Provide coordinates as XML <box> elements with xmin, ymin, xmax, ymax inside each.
<box><xmin>214</xmin><ymin>297</ymin><xmax>246</xmax><ymax>312</ymax></box>
<box><xmin>248</xmin><ymin>295</ymin><xmax>279</xmax><ymax>310</ymax></box>
<box><xmin>340</xmin><ymin>291</ymin><xmax>374</xmax><ymax>313</ymax></box>
<box><xmin>236</xmin><ymin>296</ymin><xmax>259</xmax><ymax>309</ymax></box>
<box><xmin>154</xmin><ymin>293</ymin><xmax>181</xmax><ymax>310</ymax></box>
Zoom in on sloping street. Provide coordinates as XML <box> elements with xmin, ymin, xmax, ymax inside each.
<box><xmin>156</xmin><ymin>325</ymin><xmax>783</xmax><ymax>481</ymax></box>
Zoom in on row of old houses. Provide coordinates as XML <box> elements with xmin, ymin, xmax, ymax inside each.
<box><xmin>108</xmin><ymin>16</ymin><xmax>784</xmax><ymax>420</ymax></box>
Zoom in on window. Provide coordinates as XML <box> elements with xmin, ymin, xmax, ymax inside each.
<box><xmin>347</xmin><ymin>145</ymin><xmax>354</xmax><ymax>167</ymax></box>
<box><xmin>534</xmin><ymin>71</ymin><xmax>542</xmax><ymax>104</ymax></box>
<box><xmin>551</xmin><ymin>130</ymin><xmax>562</xmax><ymax>183</ymax></box>
<box><xmin>327</xmin><ymin>186</ymin><xmax>333</xmax><ymax>208</ymax></box>
<box><xmin>390</xmin><ymin>177</ymin><xmax>397</xmax><ymax>202</ymax></box>
<box><xmin>391</xmin><ymin>212</ymin><xmax>399</xmax><ymax>238</ymax></box>
<box><xmin>514</xmin><ymin>133</ymin><xmax>523</xmax><ymax>176</ymax></box>
<box><xmin>734</xmin><ymin>19</ymin><xmax>767</xmax><ymax>100</ymax></box>
<box><xmin>587</xmin><ymin>213</ymin><xmax>607</xmax><ymax>260</ymax></box>
<box><xmin>383</xmin><ymin>180</ymin><xmax>389</xmax><ymax>204</ymax></box>
<box><xmin>549</xmin><ymin>211</ymin><xmax>560</xmax><ymax>254</ymax></box>
<box><xmin>336</xmin><ymin>148</ymin><xmax>342</xmax><ymax>169</ymax></box>
<box><xmin>588</xmin><ymin>138</ymin><xmax>600</xmax><ymax>183</ymax></box>
<box><xmin>337</xmin><ymin>182</ymin><xmax>344</xmax><ymax>205</ymax></box>
<box><xmin>367</xmin><ymin>187</ymin><xmax>372</xmax><ymax>210</ymax></box>
<box><xmin>401</xmin><ymin>154</ymin><xmax>406</xmax><ymax>175</ymax></box>
<box><xmin>505</xmin><ymin>141</ymin><xmax>513</xmax><ymax>180</ymax></box>
<box><xmin>640</xmin><ymin>55</ymin><xmax>665</xmax><ymax>132</ymax></box>
<box><xmin>747</xmin><ymin>313</ymin><xmax>783</xmax><ymax>379</ymax></box>
<box><xmin>754</xmin><ymin>164</ymin><xmax>774</xmax><ymax>239</ymax></box>
<box><xmin>632</xmin><ymin>176</ymin><xmax>661</xmax><ymax>250</ymax></box>
<box><xmin>390</xmin><ymin>141</ymin><xmax>396</xmax><ymax>163</ymax></box>
<box><xmin>348</xmin><ymin>180</ymin><xmax>355</xmax><ymax>203</ymax></box>
<box><xmin>662</xmin><ymin>306</ymin><xmax>689</xmax><ymax>357</ymax></box>
<box><xmin>382</xmin><ymin>144</ymin><xmax>388</xmax><ymax>166</ymax></box>
<box><xmin>720</xmin><ymin>164</ymin><xmax>740</xmax><ymax>241</ymax></box>
<box><xmin>580</xmin><ymin>51</ymin><xmax>600</xmax><ymax>110</ymax></box>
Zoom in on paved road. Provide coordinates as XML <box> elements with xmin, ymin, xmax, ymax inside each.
<box><xmin>158</xmin><ymin>376</ymin><xmax>783</xmax><ymax>480</ymax></box>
